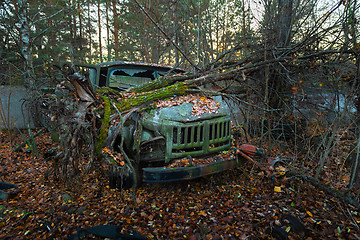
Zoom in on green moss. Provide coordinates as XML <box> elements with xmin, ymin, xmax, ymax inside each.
<box><xmin>96</xmin><ymin>87</ymin><xmax>122</xmax><ymax>98</ymax></box>
<box><xmin>96</xmin><ymin>95</ymin><xmax>111</xmax><ymax>156</ymax></box>
<box><xmin>129</xmin><ymin>74</ymin><xmax>194</xmax><ymax>94</ymax></box>
<box><xmin>117</xmin><ymin>82</ymin><xmax>188</xmax><ymax>112</ymax></box>
<box><xmin>129</xmin><ymin>76</ymin><xmax>175</xmax><ymax>94</ymax></box>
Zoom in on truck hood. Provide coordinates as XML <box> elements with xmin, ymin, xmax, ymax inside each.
<box><xmin>146</xmin><ymin>96</ymin><xmax>229</xmax><ymax>122</ymax></box>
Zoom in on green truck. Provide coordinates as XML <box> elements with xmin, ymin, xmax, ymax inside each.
<box><xmin>63</xmin><ymin>61</ymin><xmax>241</xmax><ymax>184</ymax></box>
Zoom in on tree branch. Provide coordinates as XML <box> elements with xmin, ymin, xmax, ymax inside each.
<box><xmin>287</xmin><ymin>171</ymin><xmax>360</xmax><ymax>210</ymax></box>
<box><xmin>133</xmin><ymin>0</ymin><xmax>201</xmax><ymax>72</ymax></box>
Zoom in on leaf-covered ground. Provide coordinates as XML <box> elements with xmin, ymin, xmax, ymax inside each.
<box><xmin>0</xmin><ymin>130</ymin><xmax>359</xmax><ymax>239</ymax></box>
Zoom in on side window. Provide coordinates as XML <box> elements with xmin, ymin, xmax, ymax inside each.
<box><xmin>88</xmin><ymin>68</ymin><xmax>97</xmax><ymax>85</ymax></box>
<box><xmin>72</xmin><ymin>65</ymin><xmax>97</xmax><ymax>85</ymax></box>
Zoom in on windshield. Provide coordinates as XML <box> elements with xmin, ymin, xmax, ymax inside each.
<box><xmin>108</xmin><ymin>68</ymin><xmax>168</xmax><ymax>90</ymax></box>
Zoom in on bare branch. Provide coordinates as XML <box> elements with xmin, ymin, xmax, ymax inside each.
<box><xmin>133</xmin><ymin>0</ymin><xmax>201</xmax><ymax>72</ymax></box>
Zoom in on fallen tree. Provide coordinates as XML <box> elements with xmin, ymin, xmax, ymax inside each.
<box><xmin>39</xmin><ymin>62</ymin><xmax>243</xmax><ymax>189</ymax></box>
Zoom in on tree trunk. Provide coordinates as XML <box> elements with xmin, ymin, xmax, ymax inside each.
<box><xmin>278</xmin><ymin>0</ymin><xmax>293</xmax><ymax>47</ymax></box>
<box><xmin>18</xmin><ymin>0</ymin><xmax>34</xmax><ymax>91</ymax></box>
<box><xmin>112</xmin><ymin>0</ymin><xmax>119</xmax><ymax>59</ymax></box>
<box><xmin>88</xmin><ymin>0</ymin><xmax>92</xmax><ymax>55</ymax></box>
<box><xmin>262</xmin><ymin>0</ymin><xmax>294</xmax><ymax>109</ymax></box>
<box><xmin>172</xmin><ymin>0</ymin><xmax>179</xmax><ymax>65</ymax></box>
<box><xmin>72</xmin><ymin>0</ymin><xmax>77</xmax><ymax>51</ymax></box>
<box><xmin>78</xmin><ymin>1</ymin><xmax>83</xmax><ymax>51</ymax></box>
<box><xmin>106</xmin><ymin>1</ymin><xmax>111</xmax><ymax>61</ymax></box>
<box><xmin>98</xmin><ymin>0</ymin><xmax>102</xmax><ymax>61</ymax></box>
<box><xmin>18</xmin><ymin>0</ymin><xmax>40</xmax><ymax>124</ymax></box>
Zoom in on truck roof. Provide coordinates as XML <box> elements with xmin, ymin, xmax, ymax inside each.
<box><xmin>96</xmin><ymin>61</ymin><xmax>185</xmax><ymax>72</ymax></box>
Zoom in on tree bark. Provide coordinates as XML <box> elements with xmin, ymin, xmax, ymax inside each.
<box><xmin>106</xmin><ymin>1</ymin><xmax>111</xmax><ymax>61</ymax></box>
<box><xmin>172</xmin><ymin>0</ymin><xmax>179</xmax><ymax>65</ymax></box>
<box><xmin>88</xmin><ymin>0</ymin><xmax>92</xmax><ymax>55</ymax></box>
<box><xmin>278</xmin><ymin>0</ymin><xmax>293</xmax><ymax>47</ymax></box>
<box><xmin>18</xmin><ymin>0</ymin><xmax>35</xmax><ymax>93</ymax></box>
<box><xmin>98</xmin><ymin>0</ymin><xmax>102</xmax><ymax>61</ymax></box>
<box><xmin>112</xmin><ymin>0</ymin><xmax>119</xmax><ymax>59</ymax></box>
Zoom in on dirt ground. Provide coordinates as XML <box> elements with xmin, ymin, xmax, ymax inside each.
<box><xmin>0</xmin><ymin>129</ymin><xmax>359</xmax><ymax>239</ymax></box>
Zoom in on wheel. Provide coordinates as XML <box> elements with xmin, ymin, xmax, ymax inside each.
<box><xmin>108</xmin><ymin>162</ymin><xmax>142</xmax><ymax>190</ymax></box>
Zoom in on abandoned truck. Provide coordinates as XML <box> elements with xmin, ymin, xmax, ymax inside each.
<box><xmin>61</xmin><ymin>61</ymin><xmax>241</xmax><ymax>184</ymax></box>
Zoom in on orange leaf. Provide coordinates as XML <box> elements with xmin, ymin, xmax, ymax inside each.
<box><xmin>306</xmin><ymin>210</ymin><xmax>313</xmax><ymax>217</ymax></box>
<box><xmin>198</xmin><ymin>210</ymin><xmax>207</xmax><ymax>217</ymax></box>
<box><xmin>291</xmin><ymin>86</ymin><xmax>299</xmax><ymax>94</ymax></box>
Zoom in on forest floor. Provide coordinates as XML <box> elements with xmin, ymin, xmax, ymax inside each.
<box><xmin>0</xmin><ymin>129</ymin><xmax>359</xmax><ymax>239</ymax></box>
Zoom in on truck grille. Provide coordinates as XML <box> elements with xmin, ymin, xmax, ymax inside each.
<box><xmin>170</xmin><ymin>118</ymin><xmax>231</xmax><ymax>158</ymax></box>
<box><xmin>173</xmin><ymin>125</ymin><xmax>204</xmax><ymax>144</ymax></box>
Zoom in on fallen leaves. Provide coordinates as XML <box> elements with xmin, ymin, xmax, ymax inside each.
<box><xmin>306</xmin><ymin>210</ymin><xmax>314</xmax><ymax>218</ymax></box>
<box><xmin>103</xmin><ymin>147</ymin><xmax>125</xmax><ymax>166</ymax></box>
<box><xmin>154</xmin><ymin>93</ymin><xmax>220</xmax><ymax>116</ymax></box>
<box><xmin>274</xmin><ymin>186</ymin><xmax>282</xmax><ymax>193</ymax></box>
<box><xmin>0</xmin><ymin>130</ymin><xmax>359</xmax><ymax>239</ymax></box>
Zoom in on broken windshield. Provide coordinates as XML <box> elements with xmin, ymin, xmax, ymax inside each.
<box><xmin>109</xmin><ymin>68</ymin><xmax>167</xmax><ymax>90</ymax></box>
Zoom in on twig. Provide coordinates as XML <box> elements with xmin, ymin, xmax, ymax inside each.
<box><xmin>287</xmin><ymin>171</ymin><xmax>360</xmax><ymax>210</ymax></box>
<box><xmin>13</xmin><ymin>128</ymin><xmax>44</xmax><ymax>152</ymax></box>
<box><xmin>133</xmin><ymin>0</ymin><xmax>200</xmax><ymax>72</ymax></box>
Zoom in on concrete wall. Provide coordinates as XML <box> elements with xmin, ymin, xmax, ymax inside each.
<box><xmin>0</xmin><ymin>86</ymin><xmax>35</xmax><ymax>129</ymax></box>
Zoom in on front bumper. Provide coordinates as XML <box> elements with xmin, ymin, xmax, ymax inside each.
<box><xmin>142</xmin><ymin>154</ymin><xmax>244</xmax><ymax>182</ymax></box>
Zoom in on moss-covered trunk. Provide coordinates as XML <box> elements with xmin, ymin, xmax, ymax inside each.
<box><xmin>127</xmin><ymin>74</ymin><xmax>195</xmax><ymax>94</ymax></box>
<box><xmin>117</xmin><ymin>82</ymin><xmax>188</xmax><ymax>111</ymax></box>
